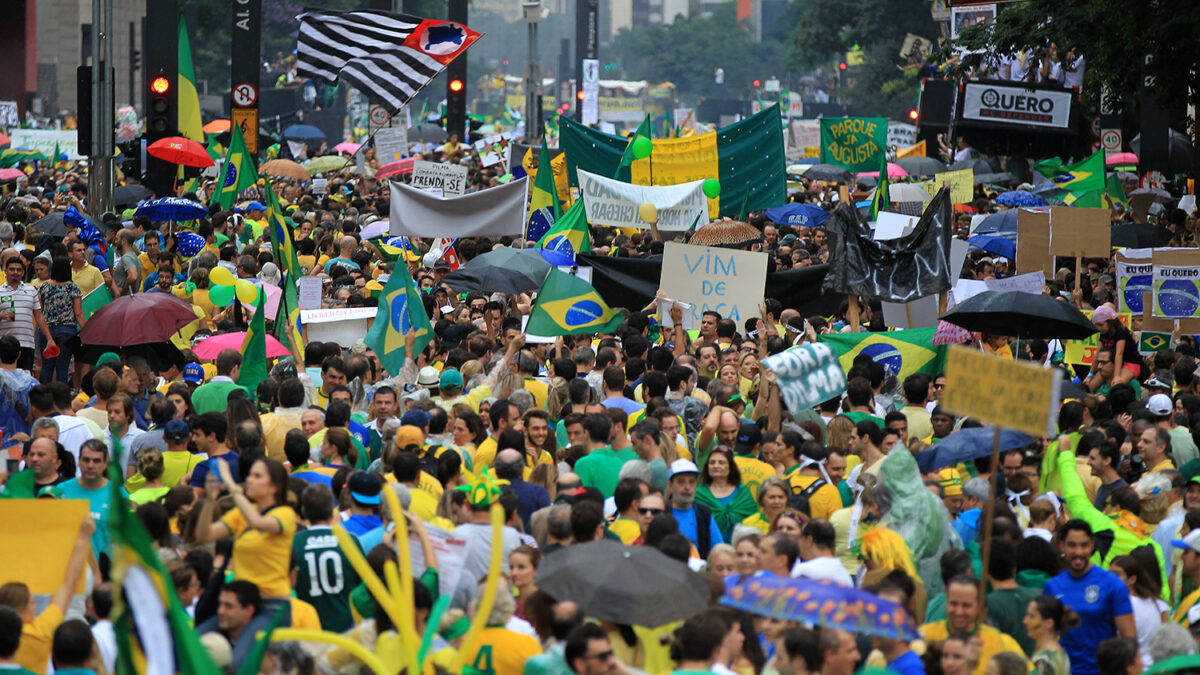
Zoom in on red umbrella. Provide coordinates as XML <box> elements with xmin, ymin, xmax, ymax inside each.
<box><xmin>0</xmin><ymin>168</ymin><xmax>25</xmax><ymax>182</ymax></box>
<box><xmin>79</xmin><ymin>293</ymin><xmax>200</xmax><ymax>346</ymax></box>
<box><xmin>376</xmin><ymin>158</ymin><xmax>416</xmax><ymax>179</ymax></box>
<box><xmin>147</xmin><ymin>136</ymin><xmax>214</xmax><ymax>168</ymax></box>
<box><xmin>193</xmin><ymin>331</ymin><xmax>290</xmax><ymax>359</ymax></box>
<box><xmin>1105</xmin><ymin>152</ymin><xmax>1138</xmax><ymax>169</ymax></box>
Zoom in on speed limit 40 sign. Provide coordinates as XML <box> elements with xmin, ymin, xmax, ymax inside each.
<box><xmin>1101</xmin><ymin>128</ymin><xmax>1122</xmax><ymax>156</ymax></box>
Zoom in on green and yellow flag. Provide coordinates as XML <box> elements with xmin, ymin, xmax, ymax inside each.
<box><xmin>869</xmin><ymin>152</ymin><xmax>891</xmax><ymax>221</ymax></box>
<box><xmin>818</xmin><ymin>327</ymin><xmax>947</xmax><ymax>383</ymax></box>
<box><xmin>177</xmin><ymin>17</ymin><xmax>203</xmax><ymax>143</ymax></box>
<box><xmin>265</xmin><ymin>184</ymin><xmax>304</xmax><ymax>361</ymax></box>
<box><xmin>536</xmin><ymin>198</ymin><xmax>590</xmax><ymax>256</ymax></box>
<box><xmin>237</xmin><ymin>291</ymin><xmax>269</xmax><ymax>394</ymax></box>
<box><xmin>1105</xmin><ymin>174</ymin><xmax>1129</xmax><ymax>211</ymax></box>
<box><xmin>1033</xmin><ymin>152</ymin><xmax>1105</xmax><ymax>207</ymax></box>
<box><xmin>214</xmin><ymin>123</ymin><xmax>257</xmax><ymax>210</ymax></box>
<box><xmin>365</xmin><ymin>267</ymin><xmax>432</xmax><ymax>377</ymax></box>
<box><xmin>527</xmin><ymin>267</ymin><xmax>622</xmax><ymax>336</ymax></box>
<box><xmin>616</xmin><ymin>115</ymin><xmax>652</xmax><ymax>175</ymax></box>
<box><xmin>527</xmin><ymin>134</ymin><xmax>562</xmax><ymax>241</ymax></box>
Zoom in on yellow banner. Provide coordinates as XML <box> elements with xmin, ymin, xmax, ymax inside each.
<box><xmin>942</xmin><ymin>345</ymin><xmax>1061</xmax><ymax>437</ymax></box>
<box><xmin>1063</xmin><ymin>310</ymin><xmax>1131</xmax><ymax>366</ymax></box>
<box><xmin>631</xmin><ymin>133</ymin><xmax>720</xmax><ymax>217</ymax></box>
<box><xmin>0</xmin><ymin>500</ymin><xmax>89</xmax><ymax>594</ymax></box>
<box><xmin>923</xmin><ymin>168</ymin><xmax>974</xmax><ymax>204</ymax></box>
<box><xmin>896</xmin><ymin>140</ymin><xmax>927</xmax><ymax>159</ymax></box>
<box><xmin>522</xmin><ymin>149</ymin><xmax>572</xmax><ymax>207</ymax></box>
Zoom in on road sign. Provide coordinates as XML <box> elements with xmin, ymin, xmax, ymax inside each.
<box><xmin>369</xmin><ymin>105</ymin><xmax>390</xmax><ymax>128</ymax></box>
<box><xmin>1089</xmin><ymin>114</ymin><xmax>1101</xmax><ymax>139</ymax></box>
<box><xmin>232</xmin><ymin>108</ymin><xmax>259</xmax><ymax>155</ymax></box>
<box><xmin>1101</xmin><ymin>128</ymin><xmax>1123</xmax><ymax>157</ymax></box>
<box><xmin>232</xmin><ymin>82</ymin><xmax>257</xmax><ymax>108</ymax></box>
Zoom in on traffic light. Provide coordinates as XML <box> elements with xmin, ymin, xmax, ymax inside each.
<box><xmin>445</xmin><ymin>76</ymin><xmax>467</xmax><ymax>139</ymax></box>
<box><xmin>752</xmin><ymin>79</ymin><xmax>761</xmax><ymax>87</ymax></box>
<box><xmin>147</xmin><ymin>70</ymin><xmax>173</xmax><ymax>139</ymax></box>
<box><xmin>576</xmin><ymin>89</ymin><xmax>584</xmax><ymax>101</ymax></box>
<box><xmin>908</xmin><ymin>109</ymin><xmax>919</xmax><ymax>121</ymax></box>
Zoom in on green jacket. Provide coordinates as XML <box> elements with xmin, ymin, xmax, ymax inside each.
<box><xmin>1057</xmin><ymin>449</ymin><xmax>1168</xmax><ymax>599</ymax></box>
<box><xmin>695</xmin><ymin>483</ymin><xmax>758</xmax><ymax>543</ymax></box>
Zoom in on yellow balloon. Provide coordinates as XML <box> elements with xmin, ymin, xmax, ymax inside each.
<box><xmin>209</xmin><ymin>266</ymin><xmax>235</xmax><ymax>287</ymax></box>
<box><xmin>235</xmin><ymin>279</ymin><xmax>260</xmax><ymax>304</ymax></box>
<box><xmin>638</xmin><ymin>201</ymin><xmax>658</xmax><ymax>223</ymax></box>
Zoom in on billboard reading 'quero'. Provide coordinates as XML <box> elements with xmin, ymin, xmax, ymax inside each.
<box><xmin>961</xmin><ymin>83</ymin><xmax>1073</xmax><ymax>129</ymax></box>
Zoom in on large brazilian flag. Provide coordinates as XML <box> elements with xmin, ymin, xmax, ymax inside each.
<box><xmin>559</xmin><ymin>105</ymin><xmax>786</xmax><ymax>218</ymax></box>
<box><xmin>818</xmin><ymin>327</ymin><xmax>947</xmax><ymax>382</ymax></box>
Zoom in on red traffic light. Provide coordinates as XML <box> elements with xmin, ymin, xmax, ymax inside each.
<box><xmin>908</xmin><ymin>109</ymin><xmax>919</xmax><ymax>120</ymax></box>
<box><xmin>838</xmin><ymin>62</ymin><xmax>847</xmax><ymax>71</ymax></box>
<box><xmin>151</xmin><ymin>76</ymin><xmax>170</xmax><ymax>94</ymax></box>
<box><xmin>449</xmin><ymin>79</ymin><xmax>464</xmax><ymax>93</ymax></box>
<box><xmin>576</xmin><ymin>90</ymin><xmax>585</xmax><ymax>101</ymax></box>
<box><xmin>752</xmin><ymin>79</ymin><xmax>761</xmax><ymax>87</ymax></box>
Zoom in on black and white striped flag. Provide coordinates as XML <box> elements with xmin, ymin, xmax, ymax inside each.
<box><xmin>297</xmin><ymin>9</ymin><xmax>481</xmax><ymax>113</ymax></box>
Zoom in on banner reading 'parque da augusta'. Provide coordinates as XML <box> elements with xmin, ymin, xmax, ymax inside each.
<box><xmin>820</xmin><ymin>117</ymin><xmax>888</xmax><ymax>173</ymax></box>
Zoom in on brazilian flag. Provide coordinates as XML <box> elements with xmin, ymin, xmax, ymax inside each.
<box><xmin>364</xmin><ymin>267</ymin><xmax>432</xmax><ymax>377</ymax></box>
<box><xmin>1140</xmin><ymin>331</ymin><xmax>1171</xmax><ymax>355</ymax></box>
<box><xmin>526</xmin><ymin>267</ymin><xmax>622</xmax><ymax>336</ymax></box>
<box><xmin>537</xmin><ymin>199</ymin><xmax>590</xmax><ymax>256</ymax></box>
<box><xmin>818</xmin><ymin>327</ymin><xmax>947</xmax><ymax>382</ymax></box>
<box><xmin>527</xmin><ymin>135</ymin><xmax>562</xmax><ymax>243</ymax></box>
<box><xmin>616</xmin><ymin>115</ymin><xmax>653</xmax><ymax>174</ymax></box>
<box><xmin>1033</xmin><ymin>152</ymin><xmax>1105</xmax><ymax>208</ymax></box>
<box><xmin>868</xmin><ymin>151</ymin><xmax>891</xmax><ymax>221</ymax></box>
<box><xmin>237</xmin><ymin>292</ymin><xmax>269</xmax><ymax>394</ymax></box>
<box><xmin>214</xmin><ymin>122</ymin><xmax>257</xmax><ymax>210</ymax></box>
<box><xmin>265</xmin><ymin>182</ymin><xmax>304</xmax><ymax>360</ymax></box>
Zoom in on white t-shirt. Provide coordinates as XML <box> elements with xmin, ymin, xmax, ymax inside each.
<box><xmin>1062</xmin><ymin>55</ymin><xmax>1085</xmax><ymax>88</ymax></box>
<box><xmin>1130</xmin><ymin>594</ymin><xmax>1168</xmax><ymax>667</ymax></box>
<box><xmin>791</xmin><ymin>555</ymin><xmax>854</xmax><ymax>587</ymax></box>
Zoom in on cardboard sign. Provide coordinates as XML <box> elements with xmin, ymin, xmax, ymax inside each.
<box><xmin>659</xmin><ymin>242</ymin><xmax>768</xmax><ymax>324</ymax></box>
<box><xmin>474</xmin><ymin>133</ymin><xmax>514</xmax><ymax>167</ymax></box>
<box><xmin>1016</xmin><ymin>209</ymin><xmax>1052</xmax><ymax>278</ymax></box>
<box><xmin>922</xmin><ymin>168</ymin><xmax>974</xmax><ymax>205</ymax></box>
<box><xmin>1048</xmin><ymin>207</ymin><xmax>1111</xmax><ymax>258</ymax></box>
<box><xmin>761</xmin><ymin>343</ymin><xmax>848</xmax><ymax>413</ymax></box>
<box><xmin>942</xmin><ymin>344</ymin><xmax>1062</xmax><ymax>437</ymax></box>
<box><xmin>1115</xmin><ymin>249</ymin><xmax>1153</xmax><ymax>314</ymax></box>
<box><xmin>1141</xmin><ymin>292</ymin><xmax>1200</xmax><ymax>334</ymax></box>
<box><xmin>577</xmin><ymin>170</ymin><xmax>710</xmax><ymax>231</ymax></box>
<box><xmin>411</xmin><ymin>160</ymin><xmax>468</xmax><ymax>197</ymax></box>
<box><xmin>1153</xmin><ymin>248</ymin><xmax>1200</xmax><ymax>319</ymax></box>
<box><xmin>0</xmin><ymin>501</ymin><xmax>89</xmax><ymax>594</ymax></box>
<box><xmin>375</xmin><ymin>126</ymin><xmax>408</xmax><ymax>163</ymax></box>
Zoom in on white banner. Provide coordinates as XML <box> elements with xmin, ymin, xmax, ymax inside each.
<box><xmin>659</xmin><ymin>242</ymin><xmax>768</xmax><ymax>324</ymax></box>
<box><xmin>9</xmin><ymin>129</ymin><xmax>82</xmax><ymax>160</ymax></box>
<box><xmin>961</xmin><ymin>83</ymin><xmax>1073</xmax><ymax>129</ymax></box>
<box><xmin>411</xmin><ymin>161</ymin><xmax>468</xmax><ymax>197</ymax></box>
<box><xmin>577</xmin><ymin>170</ymin><xmax>709</xmax><ymax>232</ymax></box>
<box><xmin>390</xmin><ymin>178</ymin><xmax>529</xmax><ymax>238</ymax></box>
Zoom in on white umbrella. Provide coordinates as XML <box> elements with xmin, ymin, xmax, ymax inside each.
<box><xmin>889</xmin><ymin>183</ymin><xmax>933</xmax><ymax>203</ymax></box>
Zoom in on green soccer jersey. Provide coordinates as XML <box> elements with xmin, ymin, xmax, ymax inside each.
<box><xmin>291</xmin><ymin>524</ymin><xmax>362</xmax><ymax>633</ymax></box>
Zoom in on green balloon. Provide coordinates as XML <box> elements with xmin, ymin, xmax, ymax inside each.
<box><xmin>702</xmin><ymin>178</ymin><xmax>721</xmax><ymax>199</ymax></box>
<box><xmin>209</xmin><ymin>283</ymin><xmax>236</xmax><ymax>307</ymax></box>
<box><xmin>632</xmin><ymin>136</ymin><xmax>653</xmax><ymax>160</ymax></box>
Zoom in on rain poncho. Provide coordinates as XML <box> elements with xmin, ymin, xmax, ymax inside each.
<box><xmin>879</xmin><ymin>447</ymin><xmax>962</xmax><ymax>594</ymax></box>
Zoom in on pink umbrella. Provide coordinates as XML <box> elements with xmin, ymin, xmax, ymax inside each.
<box><xmin>1105</xmin><ymin>152</ymin><xmax>1138</xmax><ymax>168</ymax></box>
<box><xmin>0</xmin><ymin>168</ymin><xmax>25</xmax><ymax>182</ymax></box>
<box><xmin>193</xmin><ymin>330</ymin><xmax>291</xmax><ymax>360</ymax></box>
<box><xmin>931</xmin><ymin>320</ymin><xmax>973</xmax><ymax>345</ymax></box>
<box><xmin>335</xmin><ymin>142</ymin><xmax>362</xmax><ymax>155</ymax></box>
<box><xmin>856</xmin><ymin>163</ymin><xmax>909</xmax><ymax>179</ymax></box>
<box><xmin>376</xmin><ymin>158</ymin><xmax>416</xmax><ymax>179</ymax></box>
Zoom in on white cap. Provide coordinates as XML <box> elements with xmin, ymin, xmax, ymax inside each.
<box><xmin>1173</xmin><ymin>529</ymin><xmax>1200</xmax><ymax>554</ymax></box>
<box><xmin>1147</xmin><ymin>393</ymin><xmax>1173</xmax><ymax>416</ymax></box>
<box><xmin>669</xmin><ymin>459</ymin><xmax>699</xmax><ymax>478</ymax></box>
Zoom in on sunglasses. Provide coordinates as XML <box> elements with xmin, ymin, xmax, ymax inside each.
<box><xmin>638</xmin><ymin>507</ymin><xmax>664</xmax><ymax>516</ymax></box>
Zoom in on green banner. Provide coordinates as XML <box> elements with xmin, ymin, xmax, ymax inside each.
<box><xmin>82</xmin><ymin>284</ymin><xmax>112</xmax><ymax>319</ymax></box>
<box><xmin>560</xmin><ymin>105</ymin><xmax>786</xmax><ymax>218</ymax></box>
<box><xmin>819</xmin><ymin>117</ymin><xmax>888</xmax><ymax>173</ymax></box>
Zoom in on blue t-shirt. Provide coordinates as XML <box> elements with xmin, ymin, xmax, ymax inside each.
<box><xmin>671</xmin><ymin>505</ymin><xmax>724</xmax><ymax>554</ymax></box>
<box><xmin>57</xmin><ymin>479</ymin><xmax>128</xmax><ymax>556</ymax></box>
<box><xmin>602</xmin><ymin>396</ymin><xmax>645</xmax><ymax>417</ymax></box>
<box><xmin>343</xmin><ymin>514</ymin><xmax>382</xmax><ymax>537</ymax></box>
<box><xmin>1044</xmin><ymin>565</ymin><xmax>1133</xmax><ymax>675</ymax></box>
<box><xmin>189</xmin><ymin>451</ymin><xmax>241</xmax><ymax>488</ymax></box>
<box><xmin>888</xmin><ymin>651</ymin><xmax>925</xmax><ymax>675</ymax></box>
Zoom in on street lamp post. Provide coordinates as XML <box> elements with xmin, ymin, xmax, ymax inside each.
<box><xmin>522</xmin><ymin>0</ymin><xmax>548</xmax><ymax>143</ymax></box>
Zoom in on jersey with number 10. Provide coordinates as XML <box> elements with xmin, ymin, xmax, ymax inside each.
<box><xmin>291</xmin><ymin>525</ymin><xmax>362</xmax><ymax>633</ymax></box>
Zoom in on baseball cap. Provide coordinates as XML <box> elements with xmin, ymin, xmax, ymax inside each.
<box><xmin>163</xmin><ymin>419</ymin><xmax>191</xmax><ymax>441</ymax></box>
<box><xmin>417</xmin><ymin>366</ymin><xmax>441</xmax><ymax>387</ymax></box>
<box><xmin>734</xmin><ymin>422</ymin><xmax>762</xmax><ymax>455</ymax></box>
<box><xmin>1147</xmin><ymin>393</ymin><xmax>1174</xmax><ymax>416</ymax></box>
<box><xmin>1174</xmin><ymin>529</ymin><xmax>1200</xmax><ymax>554</ymax></box>
<box><xmin>1145</xmin><ymin>372</ymin><xmax>1174</xmax><ymax>391</ymax></box>
<box><xmin>938</xmin><ymin>468</ymin><xmax>963</xmax><ymax>497</ymax></box>
<box><xmin>779</xmin><ymin>233</ymin><xmax>798</xmax><ymax>246</ymax></box>
<box><xmin>1092</xmin><ymin>305</ymin><xmax>1118</xmax><ymax>324</ymax></box>
<box><xmin>669</xmin><ymin>459</ymin><xmax>699</xmax><ymax>478</ymax></box>
<box><xmin>439</xmin><ymin>324</ymin><xmax>472</xmax><ymax>350</ymax></box>
<box><xmin>348</xmin><ymin>471</ymin><xmax>383</xmax><ymax>505</ymax></box>
<box><xmin>440</xmin><ymin>369</ymin><xmax>464</xmax><ymax>390</ymax></box>
<box><xmin>96</xmin><ymin>352</ymin><xmax>122</xmax><ymax>368</ymax></box>
<box><xmin>394</xmin><ymin>426</ymin><xmax>425</xmax><ymax>450</ymax></box>
<box><xmin>994</xmin><ymin>256</ymin><xmax>1009</xmax><ymax>264</ymax></box>
<box><xmin>401</xmin><ymin>408</ymin><xmax>431</xmax><ymax>429</ymax></box>
<box><xmin>246</xmin><ymin>201</ymin><xmax>266</xmax><ymax>212</ymax></box>
<box><xmin>183</xmin><ymin>362</ymin><xmax>205</xmax><ymax>384</ymax></box>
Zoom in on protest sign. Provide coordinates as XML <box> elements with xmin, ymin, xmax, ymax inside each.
<box><xmin>1115</xmin><ymin>249</ymin><xmax>1153</xmax><ymax>314</ymax></box>
<box><xmin>1016</xmin><ymin>209</ymin><xmax>1052</xmax><ymax>278</ymax></box>
<box><xmin>819</xmin><ymin>117</ymin><xmax>888</xmax><ymax>173</ymax></box>
<box><xmin>1062</xmin><ymin>309</ymin><xmax>1131</xmax><ymax>366</ymax></box>
<box><xmin>311</xmin><ymin>178</ymin><xmax>328</xmax><ymax>195</ymax></box>
<box><xmin>412</xmin><ymin>160</ymin><xmax>468</xmax><ymax>197</ymax></box>
<box><xmin>577</xmin><ymin>170</ymin><xmax>711</xmax><ymax>231</ymax></box>
<box><xmin>1049</xmin><ymin>207</ymin><xmax>1111</xmax><ymax>258</ymax></box>
<box><xmin>886</xmin><ymin>122</ymin><xmax>917</xmax><ymax>157</ymax></box>
<box><xmin>657</xmin><ymin>297</ymin><xmax>694</xmax><ymax>330</ymax></box>
<box><xmin>761</xmin><ymin>343</ymin><xmax>848</xmax><ymax>413</ymax></box>
<box><xmin>10</xmin><ymin>129</ymin><xmax>82</xmax><ymax>159</ymax></box>
<box><xmin>0</xmin><ymin>500</ymin><xmax>88</xmax><ymax>594</ymax></box>
<box><xmin>899</xmin><ymin>33</ymin><xmax>933</xmax><ymax>59</ymax></box>
<box><xmin>301</xmin><ymin>306</ymin><xmax>377</xmax><ymax>347</ymax></box>
<box><xmin>298</xmin><ymin>277</ymin><xmax>323</xmax><ymax>310</ymax></box>
<box><xmin>405</xmin><ymin>522</ymin><xmax>468</xmax><ymax>600</ymax></box>
<box><xmin>659</xmin><ymin>242</ymin><xmax>767</xmax><ymax>324</ymax></box>
<box><xmin>1140</xmin><ymin>292</ymin><xmax>1200</xmax><ymax>336</ymax></box>
<box><xmin>789</xmin><ymin>120</ymin><xmax>821</xmax><ymax>158</ymax></box>
<box><xmin>942</xmin><ymin>344</ymin><xmax>1062</xmax><ymax>437</ymax></box>
<box><xmin>1153</xmin><ymin>248</ymin><xmax>1200</xmax><ymax>319</ymax></box>
<box><xmin>390</xmin><ymin>178</ymin><xmax>529</xmax><ymax>239</ymax></box>
<box><xmin>922</xmin><ymin>168</ymin><xmax>974</xmax><ymax>204</ymax></box>
<box><xmin>374</xmin><ymin>126</ymin><xmax>407</xmax><ymax>163</ymax></box>
<box><xmin>474</xmin><ymin>133</ymin><xmax>514</xmax><ymax>167</ymax></box>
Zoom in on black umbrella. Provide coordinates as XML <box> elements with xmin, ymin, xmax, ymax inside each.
<box><xmin>940</xmin><ymin>290</ymin><xmax>1098</xmax><ymax>340</ymax></box>
<box><xmin>950</xmin><ymin>157</ymin><xmax>995</xmax><ymax>173</ymax></box>
<box><xmin>407</xmin><ymin>123</ymin><xmax>447</xmax><ymax>144</ymax></box>
<box><xmin>112</xmin><ymin>184</ymin><xmax>153</xmax><ymax>209</ymax></box>
<box><xmin>895</xmin><ymin>156</ymin><xmax>946</xmax><ymax>177</ymax></box>
<box><xmin>78</xmin><ymin>342</ymin><xmax>185</xmax><ymax>372</ymax></box>
<box><xmin>1131</xmin><ymin>130</ymin><xmax>1194</xmax><ymax>175</ymax></box>
<box><xmin>440</xmin><ymin>266</ymin><xmax>544</xmax><ymax>295</ymax></box>
<box><xmin>1111</xmin><ymin>221</ymin><xmax>1167</xmax><ymax>249</ymax></box>
<box><xmin>801</xmin><ymin>164</ymin><xmax>853</xmax><ymax>184</ymax></box>
<box><xmin>29</xmin><ymin>210</ymin><xmax>110</xmax><ymax>238</ymax></box>
<box><xmin>535</xmin><ymin>540</ymin><xmax>711</xmax><ymax>627</ymax></box>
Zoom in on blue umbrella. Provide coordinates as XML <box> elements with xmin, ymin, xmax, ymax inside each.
<box><xmin>136</xmin><ymin>197</ymin><xmax>207</xmax><ymax>222</ymax></box>
<box><xmin>764</xmin><ymin>202</ymin><xmax>829</xmax><ymax>228</ymax></box>
<box><xmin>972</xmin><ymin>210</ymin><xmax>1018</xmax><ymax>236</ymax></box>
<box><xmin>915</xmin><ymin>427</ymin><xmax>1036</xmax><ymax>473</ymax></box>
<box><xmin>722</xmin><ymin>575</ymin><xmax>919</xmax><ymax>641</ymax></box>
<box><xmin>967</xmin><ymin>235</ymin><xmax>1015</xmax><ymax>261</ymax></box>
<box><xmin>994</xmin><ymin>191</ymin><xmax>1049</xmax><ymax>207</ymax></box>
<box><xmin>282</xmin><ymin>124</ymin><xmax>326</xmax><ymax>143</ymax></box>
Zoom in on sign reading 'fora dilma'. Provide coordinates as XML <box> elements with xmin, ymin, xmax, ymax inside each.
<box><xmin>961</xmin><ymin>83</ymin><xmax>1073</xmax><ymax>129</ymax></box>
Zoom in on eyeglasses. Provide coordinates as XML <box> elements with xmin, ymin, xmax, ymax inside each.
<box><xmin>638</xmin><ymin>507</ymin><xmax>664</xmax><ymax>516</ymax></box>
<box><xmin>586</xmin><ymin>651</ymin><xmax>615</xmax><ymax>662</ymax></box>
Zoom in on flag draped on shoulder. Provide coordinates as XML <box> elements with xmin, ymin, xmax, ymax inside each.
<box><xmin>527</xmin><ymin>135</ymin><xmax>563</xmax><ymax>243</ymax></box>
<box><xmin>177</xmin><ymin>17</ymin><xmax>204</xmax><ymax>143</ymax></box>
<box><xmin>296</xmin><ymin>9</ymin><xmax>482</xmax><ymax>113</ymax></box>
<box><xmin>527</xmin><ymin>268</ymin><xmax>621</xmax><ymax>336</ymax></box>
<box><xmin>818</xmin><ymin>327</ymin><xmax>947</xmax><ymax>383</ymax></box>
<box><xmin>214</xmin><ymin>123</ymin><xmax>257</xmax><ymax>210</ymax></box>
<box><xmin>109</xmin><ymin>438</ymin><xmax>220</xmax><ymax>675</ymax></box>
<box><xmin>265</xmin><ymin>185</ymin><xmax>305</xmax><ymax>360</ymax></box>
<box><xmin>537</xmin><ymin>199</ymin><xmax>590</xmax><ymax>256</ymax></box>
<box><xmin>365</xmin><ymin>268</ymin><xmax>432</xmax><ymax>377</ymax></box>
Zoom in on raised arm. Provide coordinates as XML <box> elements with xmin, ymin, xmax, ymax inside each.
<box><xmin>51</xmin><ymin>516</ymin><xmax>95</xmax><ymax>615</ymax></box>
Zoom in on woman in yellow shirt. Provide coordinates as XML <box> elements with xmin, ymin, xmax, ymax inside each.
<box><xmin>741</xmin><ymin>476</ymin><xmax>791</xmax><ymax>534</ymax></box>
<box><xmin>195</xmin><ymin>456</ymin><xmax>298</xmax><ymax>619</ymax></box>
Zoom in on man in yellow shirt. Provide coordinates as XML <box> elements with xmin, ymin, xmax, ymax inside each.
<box><xmin>609</xmin><ymin>478</ymin><xmax>645</xmax><ymax>544</ymax></box>
<box><xmin>780</xmin><ymin>432</ymin><xmax>842</xmax><ymax>520</ymax></box>
<box><xmin>920</xmin><ymin>576</ymin><xmax>1027</xmax><ymax>675</ymax></box>
<box><xmin>1139</xmin><ymin>426</ymin><xmax>1176</xmax><ymax>474</ymax></box>
<box><xmin>732</xmin><ymin>422</ymin><xmax>776</xmax><ymax>499</ymax></box>
<box><xmin>67</xmin><ymin>239</ymin><xmax>105</xmax><ymax>296</ymax></box>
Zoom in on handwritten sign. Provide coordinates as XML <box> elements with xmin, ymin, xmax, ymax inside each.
<box><xmin>819</xmin><ymin>117</ymin><xmax>888</xmax><ymax>173</ymax></box>
<box><xmin>9</xmin><ymin>129</ymin><xmax>82</xmax><ymax>160</ymax></box>
<box><xmin>298</xmin><ymin>277</ymin><xmax>322</xmax><ymax>310</ymax></box>
<box><xmin>922</xmin><ymin>168</ymin><xmax>974</xmax><ymax>205</ymax></box>
<box><xmin>578</xmin><ymin>170</ymin><xmax>710</xmax><ymax>231</ymax></box>
<box><xmin>659</xmin><ymin>242</ymin><xmax>767</xmax><ymax>324</ymax></box>
<box><xmin>375</xmin><ymin>126</ymin><xmax>408</xmax><ymax>163</ymax></box>
<box><xmin>761</xmin><ymin>343</ymin><xmax>848</xmax><ymax>412</ymax></box>
<box><xmin>300</xmin><ymin>307</ymin><xmax>378</xmax><ymax>324</ymax></box>
<box><xmin>411</xmin><ymin>160</ymin><xmax>468</xmax><ymax>197</ymax></box>
<box><xmin>942</xmin><ymin>345</ymin><xmax>1062</xmax><ymax>437</ymax></box>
